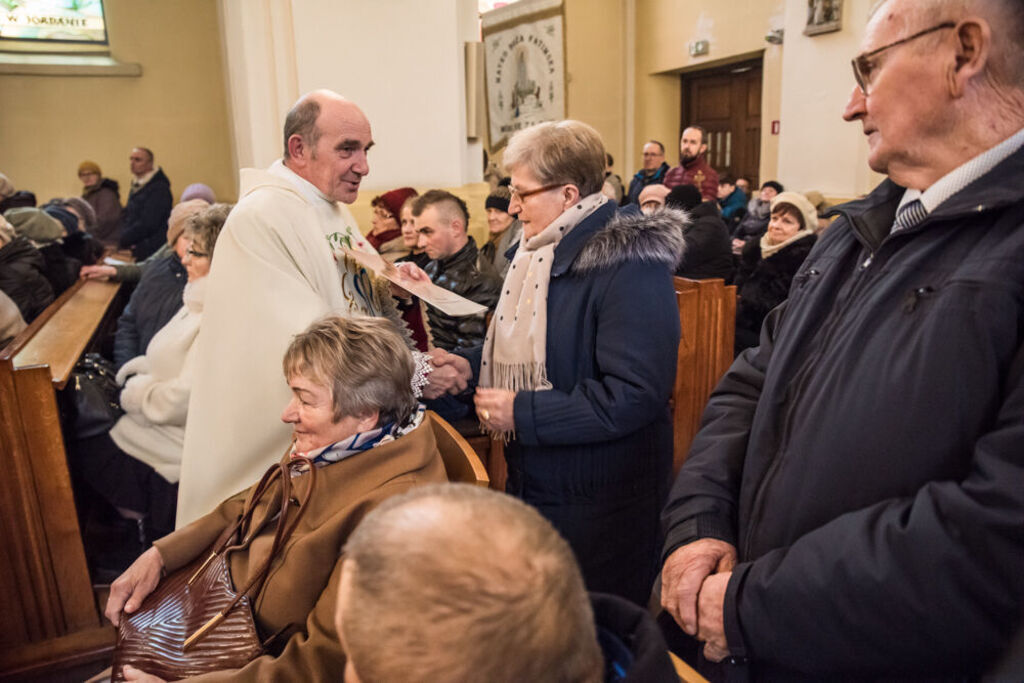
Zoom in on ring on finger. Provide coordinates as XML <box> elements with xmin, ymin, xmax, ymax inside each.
<box><xmin>480</xmin><ymin>409</ymin><xmax>490</xmax><ymax>421</ymax></box>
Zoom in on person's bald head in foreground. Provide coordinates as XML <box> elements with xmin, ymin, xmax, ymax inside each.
<box><xmin>336</xmin><ymin>483</ymin><xmax>604</xmax><ymax>683</ymax></box>
<box><xmin>282</xmin><ymin>89</ymin><xmax>374</xmax><ymax>204</ymax></box>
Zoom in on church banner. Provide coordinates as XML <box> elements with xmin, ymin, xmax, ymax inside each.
<box><xmin>482</xmin><ymin>8</ymin><xmax>565</xmax><ymax>150</ymax></box>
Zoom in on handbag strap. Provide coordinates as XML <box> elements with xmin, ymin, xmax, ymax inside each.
<box><xmin>184</xmin><ymin>457</ymin><xmax>317</xmax><ymax>651</ymax></box>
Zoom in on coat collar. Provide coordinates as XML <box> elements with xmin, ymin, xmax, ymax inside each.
<box><xmin>551</xmin><ymin>201</ymin><xmax>618</xmax><ymax>276</ymax></box>
<box><xmin>829</xmin><ymin>146</ymin><xmax>1024</xmax><ymax>252</ymax></box>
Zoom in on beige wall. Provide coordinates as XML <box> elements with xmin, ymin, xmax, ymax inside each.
<box><xmin>0</xmin><ymin>0</ymin><xmax>235</xmax><ymax>205</ymax></box>
<box><xmin>777</xmin><ymin>0</ymin><xmax>883</xmax><ymax>198</ymax></box>
<box><xmin>563</xmin><ymin>0</ymin><xmax>629</xmax><ymax>180</ymax></box>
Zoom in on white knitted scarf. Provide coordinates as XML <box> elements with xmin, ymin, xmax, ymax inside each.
<box><xmin>479</xmin><ymin>192</ymin><xmax>607</xmax><ymax>410</ymax></box>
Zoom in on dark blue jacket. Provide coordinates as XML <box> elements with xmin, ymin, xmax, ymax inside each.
<box><xmin>497</xmin><ymin>201</ymin><xmax>683</xmax><ymax>605</ymax></box>
<box><xmin>718</xmin><ymin>187</ymin><xmax>747</xmax><ymax>220</ymax></box>
<box><xmin>120</xmin><ymin>168</ymin><xmax>172</xmax><ymax>261</ymax></box>
<box><xmin>113</xmin><ymin>252</ymin><xmax>187</xmax><ymax>368</ymax></box>
<box><xmin>662</xmin><ymin>147</ymin><xmax>1024</xmax><ymax>679</ymax></box>
<box><xmin>623</xmin><ymin>162</ymin><xmax>670</xmax><ymax>206</ymax></box>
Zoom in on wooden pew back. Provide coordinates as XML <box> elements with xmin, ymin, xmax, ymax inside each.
<box><xmin>0</xmin><ymin>279</ymin><xmax>124</xmax><ymax>677</ymax></box>
<box><xmin>672</xmin><ymin>277</ymin><xmax>736</xmax><ymax>475</ymax></box>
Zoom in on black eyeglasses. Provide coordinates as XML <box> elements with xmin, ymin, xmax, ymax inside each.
<box><xmin>851</xmin><ymin>21</ymin><xmax>955</xmax><ymax>95</ymax></box>
<box><xmin>509</xmin><ymin>183</ymin><xmax>564</xmax><ymax>201</ymax></box>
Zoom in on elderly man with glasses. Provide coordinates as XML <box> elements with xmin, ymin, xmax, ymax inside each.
<box><xmin>658</xmin><ymin>0</ymin><xmax>1024</xmax><ymax>679</ymax></box>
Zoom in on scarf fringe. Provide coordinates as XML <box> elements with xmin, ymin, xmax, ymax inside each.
<box><xmin>480</xmin><ymin>362</ymin><xmax>551</xmax><ymax>443</ymax></box>
<box><xmin>488</xmin><ymin>361</ymin><xmax>552</xmax><ymax>394</ymax></box>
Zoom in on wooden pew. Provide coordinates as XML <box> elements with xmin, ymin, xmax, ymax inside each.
<box><xmin>672</xmin><ymin>277</ymin><xmax>736</xmax><ymax>475</ymax></box>
<box><xmin>0</xmin><ymin>278</ymin><xmax>125</xmax><ymax>679</ymax></box>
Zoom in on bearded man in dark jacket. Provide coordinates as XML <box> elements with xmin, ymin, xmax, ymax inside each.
<box><xmin>411</xmin><ymin>190</ymin><xmax>501</xmax><ymax>353</ymax></box>
<box><xmin>658</xmin><ymin>0</ymin><xmax>1024</xmax><ymax>679</ymax></box>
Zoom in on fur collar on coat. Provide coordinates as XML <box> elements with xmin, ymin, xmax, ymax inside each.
<box><xmin>573</xmin><ymin>207</ymin><xmax>688</xmax><ymax>275</ymax></box>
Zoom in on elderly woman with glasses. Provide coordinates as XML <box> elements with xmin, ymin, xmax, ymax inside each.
<box><xmin>73</xmin><ymin>204</ymin><xmax>232</xmax><ymax>578</ymax></box>
<box><xmin>472</xmin><ymin>120</ymin><xmax>684</xmax><ymax>605</ymax></box>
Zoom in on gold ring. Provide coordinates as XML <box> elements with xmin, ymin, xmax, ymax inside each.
<box><xmin>480</xmin><ymin>409</ymin><xmax>490</xmax><ymax>421</ymax></box>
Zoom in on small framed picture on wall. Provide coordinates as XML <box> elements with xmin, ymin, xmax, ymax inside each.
<box><xmin>805</xmin><ymin>0</ymin><xmax>842</xmax><ymax>36</ymax></box>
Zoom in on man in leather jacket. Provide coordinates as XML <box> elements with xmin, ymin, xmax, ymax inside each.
<box><xmin>412</xmin><ymin>190</ymin><xmax>501</xmax><ymax>353</ymax></box>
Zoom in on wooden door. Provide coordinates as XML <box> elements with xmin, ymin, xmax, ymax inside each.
<box><xmin>680</xmin><ymin>59</ymin><xmax>763</xmax><ymax>188</ymax></box>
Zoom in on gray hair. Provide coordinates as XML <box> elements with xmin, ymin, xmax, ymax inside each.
<box><xmin>185</xmin><ymin>203</ymin><xmax>232</xmax><ymax>263</ymax></box>
<box><xmin>340</xmin><ymin>484</ymin><xmax>603</xmax><ymax>683</ymax></box>
<box><xmin>503</xmin><ymin>120</ymin><xmax>606</xmax><ymax>197</ymax></box>
<box><xmin>283</xmin><ymin>96</ymin><xmax>322</xmax><ymax>159</ymax></box>
<box><xmin>282</xmin><ymin>315</ymin><xmax>416</xmax><ymax>427</ymax></box>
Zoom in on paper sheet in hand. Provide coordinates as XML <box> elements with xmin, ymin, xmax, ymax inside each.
<box><xmin>342</xmin><ymin>248</ymin><xmax>487</xmax><ymax>317</ymax></box>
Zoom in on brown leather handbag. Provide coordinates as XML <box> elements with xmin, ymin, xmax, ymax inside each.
<box><xmin>111</xmin><ymin>457</ymin><xmax>316</xmax><ymax>681</ymax></box>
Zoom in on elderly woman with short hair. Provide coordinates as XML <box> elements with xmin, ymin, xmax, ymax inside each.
<box><xmin>472</xmin><ymin>120</ymin><xmax>684</xmax><ymax>605</ymax></box>
<box><xmin>105</xmin><ymin>315</ymin><xmax>447</xmax><ymax>682</ymax></box>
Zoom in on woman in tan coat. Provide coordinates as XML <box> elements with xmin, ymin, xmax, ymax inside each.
<box><xmin>106</xmin><ymin>315</ymin><xmax>447</xmax><ymax>681</ymax></box>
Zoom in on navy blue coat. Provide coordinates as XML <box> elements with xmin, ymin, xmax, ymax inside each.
<box><xmin>498</xmin><ymin>201</ymin><xmax>683</xmax><ymax>605</ymax></box>
<box><xmin>120</xmin><ymin>168</ymin><xmax>172</xmax><ymax>261</ymax></box>
<box><xmin>113</xmin><ymin>252</ymin><xmax>187</xmax><ymax>368</ymax></box>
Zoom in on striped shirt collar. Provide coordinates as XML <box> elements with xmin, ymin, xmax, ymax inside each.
<box><xmin>898</xmin><ymin>126</ymin><xmax>1024</xmax><ymax>219</ymax></box>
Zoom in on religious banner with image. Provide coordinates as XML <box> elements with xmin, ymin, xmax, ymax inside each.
<box><xmin>482</xmin><ymin>1</ymin><xmax>565</xmax><ymax>150</ymax></box>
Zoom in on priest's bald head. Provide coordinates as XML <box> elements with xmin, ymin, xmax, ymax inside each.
<box><xmin>282</xmin><ymin>90</ymin><xmax>375</xmax><ymax>204</ymax></box>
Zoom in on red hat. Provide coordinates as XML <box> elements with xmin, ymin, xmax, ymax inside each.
<box><xmin>372</xmin><ymin>187</ymin><xmax>418</xmax><ymax>219</ymax></box>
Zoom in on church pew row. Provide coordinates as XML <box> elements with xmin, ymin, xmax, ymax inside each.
<box><xmin>0</xmin><ymin>278</ymin><xmax>125</xmax><ymax>680</ymax></box>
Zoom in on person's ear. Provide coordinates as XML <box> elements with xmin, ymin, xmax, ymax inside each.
<box><xmin>355</xmin><ymin>410</ymin><xmax>379</xmax><ymax>432</ymax></box>
<box><xmin>948</xmin><ymin>17</ymin><xmax>991</xmax><ymax>98</ymax></box>
<box><xmin>562</xmin><ymin>184</ymin><xmax>581</xmax><ymax>207</ymax></box>
<box><xmin>287</xmin><ymin>134</ymin><xmax>307</xmax><ymax>164</ymax></box>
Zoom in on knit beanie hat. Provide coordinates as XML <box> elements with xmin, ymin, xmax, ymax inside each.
<box><xmin>638</xmin><ymin>183</ymin><xmax>671</xmax><ymax>208</ymax></box>
<box><xmin>180</xmin><ymin>183</ymin><xmax>216</xmax><ymax>204</ymax></box>
<box><xmin>167</xmin><ymin>199</ymin><xmax>210</xmax><ymax>246</ymax></box>
<box><xmin>0</xmin><ymin>214</ymin><xmax>14</xmax><ymax>244</ymax></box>
<box><xmin>0</xmin><ymin>172</ymin><xmax>13</xmax><ymax>200</ymax></box>
<box><xmin>372</xmin><ymin>187</ymin><xmax>419</xmax><ymax>220</ymax></box>
<box><xmin>485</xmin><ymin>186</ymin><xmax>511</xmax><ymax>214</ymax></box>
<box><xmin>61</xmin><ymin>196</ymin><xmax>98</xmax><ymax>232</ymax></box>
<box><xmin>665</xmin><ymin>184</ymin><xmax>702</xmax><ymax>212</ymax></box>
<box><xmin>5</xmin><ymin>207</ymin><xmax>64</xmax><ymax>245</ymax></box>
<box><xmin>43</xmin><ymin>205</ymin><xmax>80</xmax><ymax>235</ymax></box>
<box><xmin>78</xmin><ymin>161</ymin><xmax>102</xmax><ymax>177</ymax></box>
<box><xmin>770</xmin><ymin>191</ymin><xmax>819</xmax><ymax>234</ymax></box>
<box><xmin>761</xmin><ymin>180</ymin><xmax>784</xmax><ymax>195</ymax></box>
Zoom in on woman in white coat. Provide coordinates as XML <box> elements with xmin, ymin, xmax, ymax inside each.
<box><xmin>74</xmin><ymin>203</ymin><xmax>231</xmax><ymax>577</ymax></box>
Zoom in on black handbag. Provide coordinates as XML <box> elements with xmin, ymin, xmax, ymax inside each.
<box><xmin>68</xmin><ymin>352</ymin><xmax>123</xmax><ymax>439</ymax></box>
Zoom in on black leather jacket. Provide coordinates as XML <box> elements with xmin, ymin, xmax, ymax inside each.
<box><xmin>423</xmin><ymin>237</ymin><xmax>501</xmax><ymax>352</ymax></box>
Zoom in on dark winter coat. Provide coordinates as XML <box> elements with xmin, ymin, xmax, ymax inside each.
<box><xmin>674</xmin><ymin>201</ymin><xmax>734</xmax><ymax>282</ymax></box>
<box><xmin>732</xmin><ymin>199</ymin><xmax>770</xmax><ymax>240</ymax></box>
<box><xmin>120</xmin><ymin>169</ymin><xmax>172</xmax><ymax>261</ymax></box>
<box><xmin>0</xmin><ymin>236</ymin><xmax>55</xmax><ymax>322</ymax></box>
<box><xmin>83</xmin><ymin>178</ymin><xmax>122</xmax><ymax>246</ymax></box>
<box><xmin>61</xmin><ymin>230</ymin><xmax>105</xmax><ymax>266</ymax></box>
<box><xmin>423</xmin><ymin>237</ymin><xmax>501</xmax><ymax>352</ymax></box>
<box><xmin>661</xmin><ymin>146</ymin><xmax>1024</xmax><ymax>680</ymax></box>
<box><xmin>592</xmin><ymin>592</ymin><xmax>678</xmax><ymax>682</ymax></box>
<box><xmin>113</xmin><ymin>252</ymin><xmax>187</xmax><ymax>368</ymax></box>
<box><xmin>733</xmin><ymin>234</ymin><xmax>815</xmax><ymax>352</ymax></box>
<box><xmin>490</xmin><ymin>202</ymin><xmax>683</xmax><ymax>605</ymax></box>
<box><xmin>623</xmin><ymin>162</ymin><xmax>670</xmax><ymax>206</ymax></box>
<box><xmin>37</xmin><ymin>243</ymin><xmax>80</xmax><ymax>298</ymax></box>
